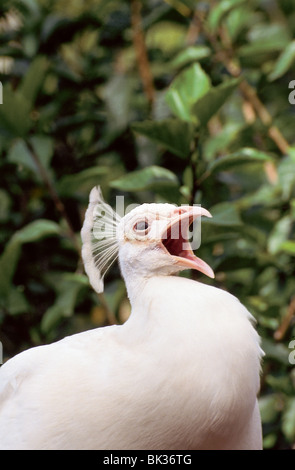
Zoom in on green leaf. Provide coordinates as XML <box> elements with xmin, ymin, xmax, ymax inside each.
<box><xmin>165</xmin><ymin>63</ymin><xmax>211</xmax><ymax>122</ymax></box>
<box><xmin>269</xmin><ymin>40</ymin><xmax>295</xmax><ymax>81</ymax></box>
<box><xmin>0</xmin><ymin>57</ymin><xmax>48</xmax><ymax>138</ymax></box>
<box><xmin>0</xmin><ymin>84</ymin><xmax>32</xmax><ymax>137</ymax></box>
<box><xmin>208</xmin><ymin>147</ymin><xmax>273</xmax><ymax>173</ymax></box>
<box><xmin>239</xmin><ymin>42</ymin><xmax>285</xmax><ymax>58</ymax></box>
<box><xmin>146</xmin><ymin>21</ymin><xmax>187</xmax><ymax>54</ymax></box>
<box><xmin>7</xmin><ymin>287</ymin><xmax>30</xmax><ymax>316</ymax></box>
<box><xmin>0</xmin><ymin>220</ymin><xmax>61</xmax><ymax>299</ymax></box>
<box><xmin>110</xmin><ymin>165</ymin><xmax>178</xmax><ymax>192</ymax></box>
<box><xmin>103</xmin><ymin>74</ymin><xmax>133</xmax><ymax>132</ymax></box>
<box><xmin>30</xmin><ymin>135</ymin><xmax>54</xmax><ymax>172</ymax></box>
<box><xmin>225</xmin><ymin>5</ymin><xmax>252</xmax><ymax>41</ymax></box>
<box><xmin>278</xmin><ymin>153</ymin><xmax>295</xmax><ymax>200</ymax></box>
<box><xmin>207</xmin><ymin>0</ymin><xmax>247</xmax><ymax>32</ymax></box>
<box><xmin>203</xmin><ymin>202</ymin><xmax>242</xmax><ymax>226</ymax></box>
<box><xmin>8</xmin><ymin>137</ymin><xmax>54</xmax><ymax>181</ymax></box>
<box><xmin>261</xmin><ymin>337</ymin><xmax>290</xmax><ymax>364</ymax></box>
<box><xmin>13</xmin><ymin>219</ymin><xmax>61</xmax><ymax>245</ymax></box>
<box><xmin>203</xmin><ymin>123</ymin><xmax>245</xmax><ymax>161</ymax></box>
<box><xmin>0</xmin><ymin>189</ymin><xmax>11</xmax><ymax>223</ymax></box>
<box><xmin>8</xmin><ymin>139</ymin><xmax>38</xmax><ymax>174</ymax></box>
<box><xmin>282</xmin><ymin>397</ymin><xmax>295</xmax><ymax>442</ymax></box>
<box><xmin>236</xmin><ymin>184</ymin><xmax>281</xmax><ymax>210</ymax></box>
<box><xmin>280</xmin><ymin>240</ymin><xmax>295</xmax><ymax>255</ymax></box>
<box><xmin>263</xmin><ymin>433</ymin><xmax>277</xmax><ymax>449</ymax></box>
<box><xmin>239</xmin><ymin>23</ymin><xmax>291</xmax><ymax>58</ymax></box>
<box><xmin>259</xmin><ymin>394</ymin><xmax>281</xmax><ymax>424</ymax></box>
<box><xmin>0</xmin><ymin>240</ymin><xmax>22</xmax><ymax>300</ymax></box>
<box><xmin>41</xmin><ymin>15</ymin><xmax>73</xmax><ymax>44</ymax></box>
<box><xmin>192</xmin><ymin>78</ymin><xmax>241</xmax><ymax>126</ymax></box>
<box><xmin>170</xmin><ymin>46</ymin><xmax>211</xmax><ymax>69</ymax></box>
<box><xmin>57</xmin><ymin>166</ymin><xmax>109</xmax><ymax>196</ymax></box>
<box><xmin>19</xmin><ymin>56</ymin><xmax>49</xmax><ymax>107</ymax></box>
<box><xmin>41</xmin><ymin>275</ymin><xmax>87</xmax><ymax>334</ymax></box>
<box><xmin>268</xmin><ymin>216</ymin><xmax>293</xmax><ymax>255</ymax></box>
<box><xmin>131</xmin><ymin>119</ymin><xmax>195</xmax><ymax>158</ymax></box>
<box><xmin>266</xmin><ymin>374</ymin><xmax>294</xmax><ymax>395</ymax></box>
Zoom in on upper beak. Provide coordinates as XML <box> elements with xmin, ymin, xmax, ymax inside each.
<box><xmin>161</xmin><ymin>206</ymin><xmax>215</xmax><ymax>279</ymax></box>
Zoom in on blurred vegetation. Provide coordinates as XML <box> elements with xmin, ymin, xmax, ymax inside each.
<box><xmin>0</xmin><ymin>0</ymin><xmax>295</xmax><ymax>450</ymax></box>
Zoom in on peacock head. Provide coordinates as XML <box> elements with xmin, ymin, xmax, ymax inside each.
<box><xmin>81</xmin><ymin>186</ymin><xmax>214</xmax><ymax>294</ymax></box>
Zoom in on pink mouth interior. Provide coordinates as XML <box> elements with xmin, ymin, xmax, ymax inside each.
<box><xmin>161</xmin><ymin>217</ymin><xmax>195</xmax><ymax>260</ymax></box>
<box><xmin>161</xmin><ymin>210</ymin><xmax>215</xmax><ymax>279</ymax></box>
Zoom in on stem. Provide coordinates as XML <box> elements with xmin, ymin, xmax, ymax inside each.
<box><xmin>97</xmin><ymin>294</ymin><xmax>117</xmax><ymax>326</ymax></box>
<box><xmin>191</xmin><ymin>11</ymin><xmax>290</xmax><ymax>155</ymax></box>
<box><xmin>188</xmin><ymin>129</ymin><xmax>201</xmax><ymax>204</ymax></box>
<box><xmin>130</xmin><ymin>0</ymin><xmax>155</xmax><ymax>109</ymax></box>
<box><xmin>26</xmin><ymin>139</ymin><xmax>80</xmax><ymax>253</ymax></box>
<box><xmin>274</xmin><ymin>296</ymin><xmax>295</xmax><ymax>341</ymax></box>
<box><xmin>190</xmin><ymin>156</ymin><xmax>198</xmax><ymax>205</ymax></box>
<box><xmin>26</xmin><ymin>140</ymin><xmax>117</xmax><ymax>324</ymax></box>
<box><xmin>239</xmin><ymin>80</ymin><xmax>290</xmax><ymax>154</ymax></box>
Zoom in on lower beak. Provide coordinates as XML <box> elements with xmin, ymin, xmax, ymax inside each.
<box><xmin>161</xmin><ymin>206</ymin><xmax>215</xmax><ymax>279</ymax></box>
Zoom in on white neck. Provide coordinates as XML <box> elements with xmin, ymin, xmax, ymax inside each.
<box><xmin>120</xmin><ymin>262</ymin><xmax>150</xmax><ymax>306</ymax></box>
<box><xmin>118</xmin><ymin>246</ymin><xmax>180</xmax><ymax>307</ymax></box>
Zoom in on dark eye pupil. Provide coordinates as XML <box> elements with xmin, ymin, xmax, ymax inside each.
<box><xmin>135</xmin><ymin>221</ymin><xmax>149</xmax><ymax>231</ymax></box>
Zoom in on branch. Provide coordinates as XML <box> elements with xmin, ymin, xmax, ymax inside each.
<box><xmin>191</xmin><ymin>11</ymin><xmax>290</xmax><ymax>155</ymax></box>
<box><xmin>239</xmin><ymin>80</ymin><xmax>290</xmax><ymax>154</ymax></box>
<box><xmin>26</xmin><ymin>139</ymin><xmax>80</xmax><ymax>253</ymax></box>
<box><xmin>130</xmin><ymin>0</ymin><xmax>155</xmax><ymax>109</ymax></box>
<box><xmin>26</xmin><ymin>140</ymin><xmax>117</xmax><ymax>325</ymax></box>
<box><xmin>274</xmin><ymin>296</ymin><xmax>295</xmax><ymax>341</ymax></box>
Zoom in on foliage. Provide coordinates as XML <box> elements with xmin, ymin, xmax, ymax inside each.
<box><xmin>0</xmin><ymin>0</ymin><xmax>295</xmax><ymax>449</ymax></box>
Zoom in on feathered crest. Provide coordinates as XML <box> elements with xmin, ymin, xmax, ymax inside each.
<box><xmin>81</xmin><ymin>186</ymin><xmax>121</xmax><ymax>293</ymax></box>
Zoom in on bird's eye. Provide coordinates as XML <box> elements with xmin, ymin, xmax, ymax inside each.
<box><xmin>133</xmin><ymin>220</ymin><xmax>149</xmax><ymax>233</ymax></box>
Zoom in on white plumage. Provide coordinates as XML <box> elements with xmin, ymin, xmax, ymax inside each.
<box><xmin>0</xmin><ymin>187</ymin><xmax>263</xmax><ymax>450</ymax></box>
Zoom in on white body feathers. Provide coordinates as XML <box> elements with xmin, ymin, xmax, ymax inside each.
<box><xmin>0</xmin><ymin>189</ymin><xmax>263</xmax><ymax>449</ymax></box>
<box><xmin>0</xmin><ymin>276</ymin><xmax>262</xmax><ymax>450</ymax></box>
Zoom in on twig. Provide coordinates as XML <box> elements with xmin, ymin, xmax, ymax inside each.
<box><xmin>97</xmin><ymin>294</ymin><xmax>117</xmax><ymax>326</ymax></box>
<box><xmin>191</xmin><ymin>11</ymin><xmax>290</xmax><ymax>155</ymax></box>
<box><xmin>164</xmin><ymin>0</ymin><xmax>191</xmax><ymax>17</ymax></box>
<box><xmin>274</xmin><ymin>296</ymin><xmax>295</xmax><ymax>341</ymax></box>
<box><xmin>239</xmin><ymin>80</ymin><xmax>290</xmax><ymax>154</ymax></box>
<box><xmin>26</xmin><ymin>140</ymin><xmax>117</xmax><ymax>325</ymax></box>
<box><xmin>219</xmin><ymin>26</ymin><xmax>290</xmax><ymax>154</ymax></box>
<box><xmin>190</xmin><ymin>156</ymin><xmax>198</xmax><ymax>205</ymax></box>
<box><xmin>26</xmin><ymin>139</ymin><xmax>80</xmax><ymax>253</ymax></box>
<box><xmin>130</xmin><ymin>0</ymin><xmax>155</xmax><ymax>109</ymax></box>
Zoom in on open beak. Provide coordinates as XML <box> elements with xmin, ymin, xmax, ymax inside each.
<box><xmin>161</xmin><ymin>206</ymin><xmax>215</xmax><ymax>279</ymax></box>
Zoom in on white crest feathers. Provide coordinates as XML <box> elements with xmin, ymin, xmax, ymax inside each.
<box><xmin>81</xmin><ymin>186</ymin><xmax>121</xmax><ymax>293</ymax></box>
